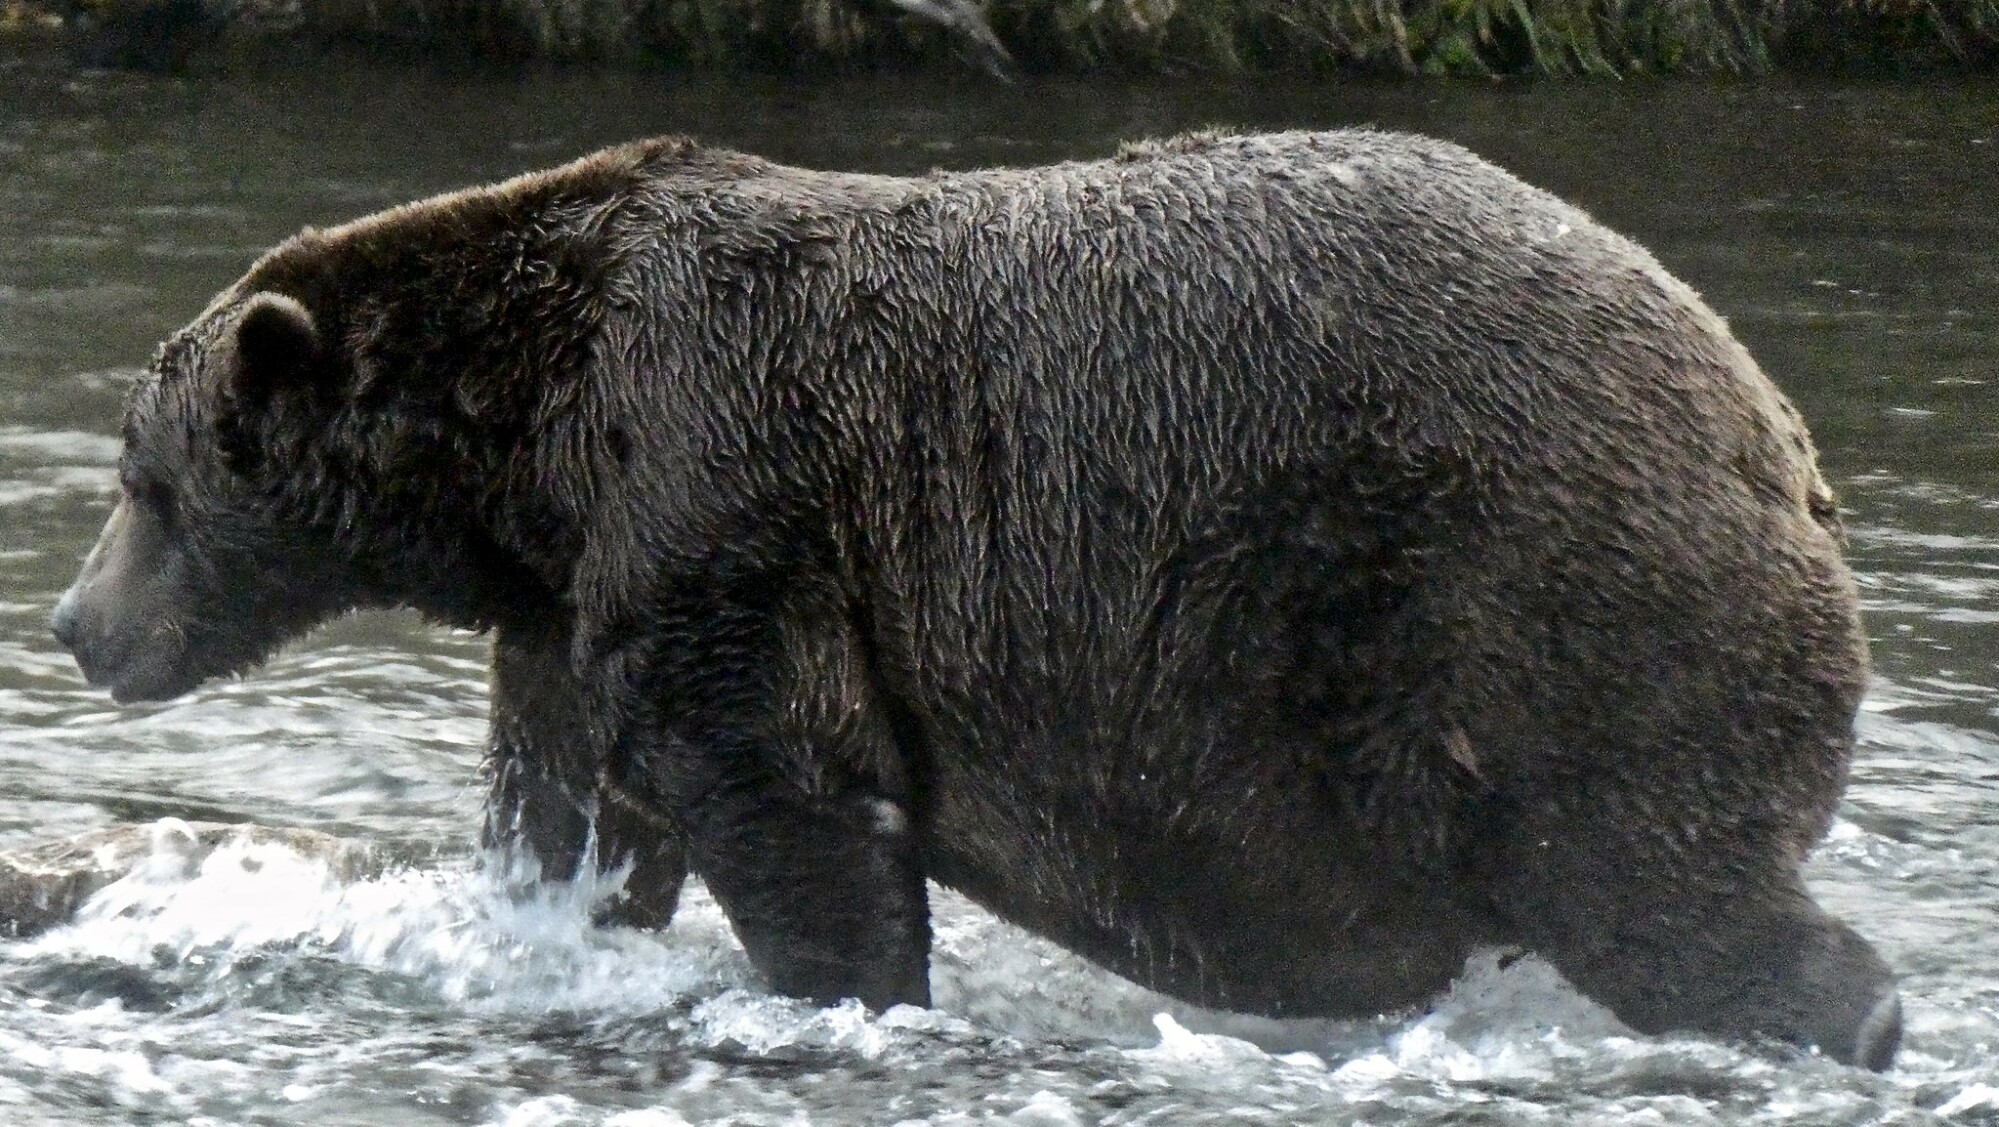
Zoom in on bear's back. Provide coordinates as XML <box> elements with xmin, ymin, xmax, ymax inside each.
<box><xmin>610</xmin><ymin>128</ymin><xmax>1825</xmax><ymax>527</ymax></box>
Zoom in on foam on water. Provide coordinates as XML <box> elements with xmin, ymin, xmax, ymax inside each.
<box><xmin>25</xmin><ymin>831</ymin><xmax>755</xmax><ymax>1018</ymax></box>
<box><xmin>2</xmin><ymin>825</ymin><xmax>1941</xmax><ymax>1126</ymax></box>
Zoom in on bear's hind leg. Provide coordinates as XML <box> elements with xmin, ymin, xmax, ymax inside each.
<box><xmin>1510</xmin><ymin>865</ymin><xmax>1900</xmax><ymax>1069</ymax></box>
<box><xmin>485</xmin><ymin>623</ymin><xmax>688</xmax><ymax>929</ymax></box>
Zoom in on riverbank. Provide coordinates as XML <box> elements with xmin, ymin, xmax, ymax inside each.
<box><xmin>6</xmin><ymin>0</ymin><xmax>1996</xmax><ymax>75</ymax></box>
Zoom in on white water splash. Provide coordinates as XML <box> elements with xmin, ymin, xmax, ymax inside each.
<box><xmin>27</xmin><ymin>829</ymin><xmax>755</xmax><ymax>1018</ymax></box>
<box><xmin>0</xmin><ymin>820</ymin><xmax>1948</xmax><ymax>1126</ymax></box>
<box><xmin>26</xmin><ymin>826</ymin><xmax>1650</xmax><ymax>1072</ymax></box>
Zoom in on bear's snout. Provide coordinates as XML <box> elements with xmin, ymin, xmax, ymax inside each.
<box><xmin>51</xmin><ymin>594</ymin><xmax>198</xmax><ymax>704</ymax></box>
<box><xmin>49</xmin><ymin>581</ymin><xmax>158</xmax><ymax>702</ymax></box>
<box><xmin>52</xmin><ymin>499</ymin><xmax>203</xmax><ymax>703</ymax></box>
<box><xmin>49</xmin><ymin>584</ymin><xmax>120</xmax><ymax>686</ymax></box>
<box><xmin>50</xmin><ymin>583</ymin><xmax>119</xmax><ymax>694</ymax></box>
<box><xmin>48</xmin><ymin>591</ymin><xmax>81</xmax><ymax>653</ymax></box>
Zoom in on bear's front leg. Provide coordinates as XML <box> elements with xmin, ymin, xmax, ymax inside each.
<box><xmin>615</xmin><ymin>597</ymin><xmax>931</xmax><ymax>1012</ymax></box>
<box><xmin>667</xmin><ymin>741</ymin><xmax>931</xmax><ymax>1010</ymax></box>
<box><xmin>485</xmin><ymin>622</ymin><xmax>688</xmax><ymax>928</ymax></box>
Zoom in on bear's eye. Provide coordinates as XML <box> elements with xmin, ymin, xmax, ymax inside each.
<box><xmin>122</xmin><ymin>474</ymin><xmax>176</xmax><ymax>521</ymax></box>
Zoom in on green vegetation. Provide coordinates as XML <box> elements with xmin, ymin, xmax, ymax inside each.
<box><xmin>14</xmin><ymin>0</ymin><xmax>1999</xmax><ymax>73</ymax></box>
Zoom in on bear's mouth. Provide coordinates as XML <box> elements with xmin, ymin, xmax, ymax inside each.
<box><xmin>63</xmin><ymin>627</ymin><xmax>205</xmax><ymax>704</ymax></box>
<box><xmin>103</xmin><ymin>664</ymin><xmax>204</xmax><ymax>705</ymax></box>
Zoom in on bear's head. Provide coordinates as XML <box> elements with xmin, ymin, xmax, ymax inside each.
<box><xmin>50</xmin><ymin>292</ymin><xmax>367</xmax><ymax>703</ymax></box>
<box><xmin>50</xmin><ymin>139</ymin><xmax>781</xmax><ymax>703</ymax></box>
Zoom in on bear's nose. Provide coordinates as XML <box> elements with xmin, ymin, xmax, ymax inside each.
<box><xmin>50</xmin><ymin>591</ymin><xmax>82</xmax><ymax>653</ymax></box>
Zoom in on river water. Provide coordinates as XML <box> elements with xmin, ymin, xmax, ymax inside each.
<box><xmin>1</xmin><ymin>56</ymin><xmax>1996</xmax><ymax>1125</ymax></box>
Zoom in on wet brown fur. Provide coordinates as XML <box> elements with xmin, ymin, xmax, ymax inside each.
<box><xmin>59</xmin><ymin>130</ymin><xmax>1898</xmax><ymax>1066</ymax></box>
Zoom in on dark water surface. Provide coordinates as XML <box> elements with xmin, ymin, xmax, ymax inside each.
<box><xmin>2</xmin><ymin>57</ymin><xmax>1997</xmax><ymax>1125</ymax></box>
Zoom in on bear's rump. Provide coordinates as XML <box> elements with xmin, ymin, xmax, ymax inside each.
<box><xmin>902</xmin><ymin>427</ymin><xmax>1860</xmax><ymax>1012</ymax></box>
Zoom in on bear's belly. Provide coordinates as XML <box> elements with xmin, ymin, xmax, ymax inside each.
<box><xmin>918</xmin><ymin>768</ymin><xmax>1492</xmax><ymax>1017</ymax></box>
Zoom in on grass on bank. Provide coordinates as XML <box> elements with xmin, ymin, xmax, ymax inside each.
<box><xmin>17</xmin><ymin>0</ymin><xmax>1999</xmax><ymax>74</ymax></box>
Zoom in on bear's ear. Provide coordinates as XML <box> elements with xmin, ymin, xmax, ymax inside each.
<box><xmin>225</xmin><ymin>292</ymin><xmax>321</xmax><ymax>404</ymax></box>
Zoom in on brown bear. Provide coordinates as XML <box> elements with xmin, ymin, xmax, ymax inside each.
<box><xmin>50</xmin><ymin>130</ymin><xmax>1900</xmax><ymax>1068</ymax></box>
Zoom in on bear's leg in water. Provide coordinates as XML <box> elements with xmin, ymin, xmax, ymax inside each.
<box><xmin>618</xmin><ymin>590</ymin><xmax>932</xmax><ymax>1011</ymax></box>
<box><xmin>485</xmin><ymin>622</ymin><xmax>688</xmax><ymax>928</ymax></box>
<box><xmin>1497</xmin><ymin>842</ymin><xmax>1901</xmax><ymax>1069</ymax></box>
